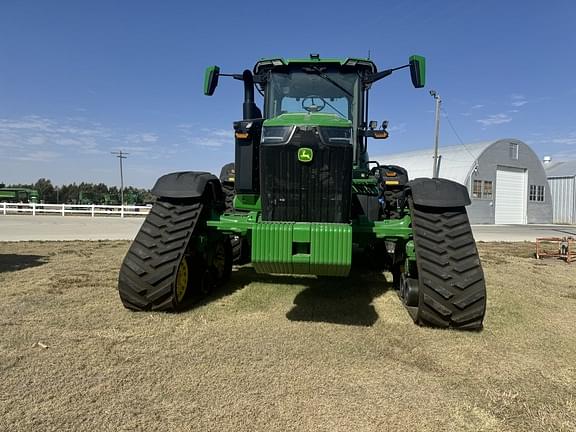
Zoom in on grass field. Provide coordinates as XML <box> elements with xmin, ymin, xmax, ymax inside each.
<box><xmin>1</xmin><ymin>241</ymin><xmax>575</xmax><ymax>431</ymax></box>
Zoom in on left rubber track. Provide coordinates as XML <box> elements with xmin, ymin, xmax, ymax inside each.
<box><xmin>118</xmin><ymin>199</ymin><xmax>203</xmax><ymax>311</ymax></box>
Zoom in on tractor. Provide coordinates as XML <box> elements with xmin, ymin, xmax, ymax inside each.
<box><xmin>118</xmin><ymin>54</ymin><xmax>486</xmax><ymax>329</ymax></box>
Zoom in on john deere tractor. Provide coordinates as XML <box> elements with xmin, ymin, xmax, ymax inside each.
<box><xmin>118</xmin><ymin>54</ymin><xmax>486</xmax><ymax>329</ymax></box>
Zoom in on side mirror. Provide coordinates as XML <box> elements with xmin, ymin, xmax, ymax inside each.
<box><xmin>204</xmin><ymin>66</ymin><xmax>220</xmax><ymax>96</ymax></box>
<box><xmin>409</xmin><ymin>55</ymin><xmax>426</xmax><ymax>88</ymax></box>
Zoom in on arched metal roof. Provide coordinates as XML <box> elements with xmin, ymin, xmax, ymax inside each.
<box><xmin>373</xmin><ymin>139</ymin><xmax>519</xmax><ymax>185</ymax></box>
<box><xmin>544</xmin><ymin>160</ymin><xmax>576</xmax><ymax>177</ymax></box>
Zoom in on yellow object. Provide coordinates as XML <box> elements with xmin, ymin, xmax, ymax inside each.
<box><xmin>175</xmin><ymin>258</ymin><xmax>189</xmax><ymax>302</ymax></box>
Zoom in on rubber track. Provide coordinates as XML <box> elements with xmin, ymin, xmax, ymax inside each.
<box><xmin>118</xmin><ymin>200</ymin><xmax>202</xmax><ymax>311</ymax></box>
<box><xmin>222</xmin><ymin>184</ymin><xmax>235</xmax><ymax>213</ymax></box>
<box><xmin>410</xmin><ymin>203</ymin><xmax>486</xmax><ymax>329</ymax></box>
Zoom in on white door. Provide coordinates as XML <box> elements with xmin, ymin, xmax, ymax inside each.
<box><xmin>495</xmin><ymin>167</ymin><xmax>527</xmax><ymax>224</ymax></box>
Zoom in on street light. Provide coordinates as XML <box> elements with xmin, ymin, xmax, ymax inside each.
<box><xmin>430</xmin><ymin>90</ymin><xmax>441</xmax><ymax>178</ymax></box>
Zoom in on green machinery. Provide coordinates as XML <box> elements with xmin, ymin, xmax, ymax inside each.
<box><xmin>0</xmin><ymin>188</ymin><xmax>39</xmax><ymax>203</ymax></box>
<box><xmin>118</xmin><ymin>54</ymin><xmax>486</xmax><ymax>329</ymax></box>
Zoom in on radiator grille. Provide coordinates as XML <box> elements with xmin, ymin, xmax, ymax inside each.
<box><xmin>260</xmin><ymin>127</ymin><xmax>352</xmax><ymax>223</ymax></box>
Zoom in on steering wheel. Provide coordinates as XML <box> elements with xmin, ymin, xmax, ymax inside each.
<box><xmin>301</xmin><ymin>96</ymin><xmax>326</xmax><ymax>113</ymax></box>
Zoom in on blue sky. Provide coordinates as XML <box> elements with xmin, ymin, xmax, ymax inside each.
<box><xmin>1</xmin><ymin>0</ymin><xmax>575</xmax><ymax>188</ymax></box>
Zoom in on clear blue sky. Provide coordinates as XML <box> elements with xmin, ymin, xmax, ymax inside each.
<box><xmin>1</xmin><ymin>0</ymin><xmax>575</xmax><ymax>188</ymax></box>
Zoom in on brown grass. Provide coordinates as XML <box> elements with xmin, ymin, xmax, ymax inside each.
<box><xmin>0</xmin><ymin>241</ymin><xmax>575</xmax><ymax>431</ymax></box>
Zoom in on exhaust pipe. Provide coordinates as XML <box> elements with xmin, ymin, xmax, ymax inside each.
<box><xmin>242</xmin><ymin>70</ymin><xmax>261</xmax><ymax>120</ymax></box>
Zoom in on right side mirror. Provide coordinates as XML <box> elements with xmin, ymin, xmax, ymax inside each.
<box><xmin>204</xmin><ymin>66</ymin><xmax>220</xmax><ymax>96</ymax></box>
<box><xmin>409</xmin><ymin>55</ymin><xmax>426</xmax><ymax>88</ymax></box>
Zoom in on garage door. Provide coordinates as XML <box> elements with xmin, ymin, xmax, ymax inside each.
<box><xmin>495</xmin><ymin>167</ymin><xmax>527</xmax><ymax>224</ymax></box>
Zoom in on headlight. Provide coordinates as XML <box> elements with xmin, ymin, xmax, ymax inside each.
<box><xmin>261</xmin><ymin>126</ymin><xmax>293</xmax><ymax>144</ymax></box>
<box><xmin>319</xmin><ymin>127</ymin><xmax>352</xmax><ymax>145</ymax></box>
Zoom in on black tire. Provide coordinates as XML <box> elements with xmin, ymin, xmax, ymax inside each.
<box><xmin>409</xmin><ymin>201</ymin><xmax>486</xmax><ymax>330</ymax></box>
<box><xmin>222</xmin><ymin>183</ymin><xmax>235</xmax><ymax>213</ymax></box>
<box><xmin>118</xmin><ymin>199</ymin><xmax>204</xmax><ymax>311</ymax></box>
<box><xmin>211</xmin><ymin>236</ymin><xmax>233</xmax><ymax>284</ymax></box>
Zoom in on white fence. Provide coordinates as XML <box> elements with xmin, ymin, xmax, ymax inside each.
<box><xmin>1</xmin><ymin>202</ymin><xmax>151</xmax><ymax>218</ymax></box>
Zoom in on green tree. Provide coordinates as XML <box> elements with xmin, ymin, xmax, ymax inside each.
<box><xmin>34</xmin><ymin>178</ymin><xmax>56</xmax><ymax>203</ymax></box>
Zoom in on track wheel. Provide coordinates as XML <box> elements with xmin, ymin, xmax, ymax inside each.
<box><xmin>175</xmin><ymin>256</ymin><xmax>191</xmax><ymax>304</ymax></box>
<box><xmin>409</xmin><ymin>201</ymin><xmax>486</xmax><ymax>330</ymax></box>
<box><xmin>118</xmin><ymin>199</ymin><xmax>205</xmax><ymax>311</ymax></box>
<box><xmin>212</xmin><ymin>238</ymin><xmax>232</xmax><ymax>283</ymax></box>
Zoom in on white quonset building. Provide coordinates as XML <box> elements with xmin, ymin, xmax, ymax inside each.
<box><xmin>545</xmin><ymin>160</ymin><xmax>576</xmax><ymax>224</ymax></box>
<box><xmin>374</xmin><ymin>138</ymin><xmax>552</xmax><ymax>224</ymax></box>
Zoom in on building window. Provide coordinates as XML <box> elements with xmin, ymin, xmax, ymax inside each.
<box><xmin>529</xmin><ymin>184</ymin><xmax>545</xmax><ymax>202</ymax></box>
<box><xmin>472</xmin><ymin>180</ymin><xmax>482</xmax><ymax>198</ymax></box>
<box><xmin>483</xmin><ymin>181</ymin><xmax>493</xmax><ymax>199</ymax></box>
<box><xmin>509</xmin><ymin>142</ymin><xmax>519</xmax><ymax>160</ymax></box>
<box><xmin>472</xmin><ymin>180</ymin><xmax>493</xmax><ymax>199</ymax></box>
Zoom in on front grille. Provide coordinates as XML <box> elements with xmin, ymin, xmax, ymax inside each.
<box><xmin>260</xmin><ymin>127</ymin><xmax>353</xmax><ymax>223</ymax></box>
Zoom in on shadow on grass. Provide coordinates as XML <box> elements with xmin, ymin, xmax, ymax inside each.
<box><xmin>286</xmin><ymin>266</ymin><xmax>391</xmax><ymax>327</ymax></box>
<box><xmin>189</xmin><ymin>266</ymin><xmax>322</xmax><ymax>310</ymax></box>
<box><xmin>184</xmin><ymin>261</ymin><xmax>394</xmax><ymax>327</ymax></box>
<box><xmin>0</xmin><ymin>254</ymin><xmax>47</xmax><ymax>273</ymax></box>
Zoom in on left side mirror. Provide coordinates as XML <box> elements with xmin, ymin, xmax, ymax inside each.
<box><xmin>409</xmin><ymin>55</ymin><xmax>426</xmax><ymax>88</ymax></box>
<box><xmin>204</xmin><ymin>66</ymin><xmax>220</xmax><ymax>96</ymax></box>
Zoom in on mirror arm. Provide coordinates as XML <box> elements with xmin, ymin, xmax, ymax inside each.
<box><xmin>363</xmin><ymin>64</ymin><xmax>410</xmax><ymax>85</ymax></box>
<box><xmin>219</xmin><ymin>73</ymin><xmax>244</xmax><ymax>80</ymax></box>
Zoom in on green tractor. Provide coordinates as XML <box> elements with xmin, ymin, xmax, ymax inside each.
<box><xmin>118</xmin><ymin>54</ymin><xmax>486</xmax><ymax>329</ymax></box>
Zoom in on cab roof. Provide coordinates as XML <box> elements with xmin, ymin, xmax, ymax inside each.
<box><xmin>253</xmin><ymin>55</ymin><xmax>377</xmax><ymax>75</ymax></box>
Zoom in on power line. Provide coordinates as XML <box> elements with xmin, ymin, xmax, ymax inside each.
<box><xmin>440</xmin><ymin>106</ymin><xmax>478</xmax><ymax>161</ymax></box>
<box><xmin>111</xmin><ymin>150</ymin><xmax>129</xmax><ymax>208</ymax></box>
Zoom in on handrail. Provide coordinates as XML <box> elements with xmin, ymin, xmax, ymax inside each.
<box><xmin>0</xmin><ymin>202</ymin><xmax>151</xmax><ymax>218</ymax></box>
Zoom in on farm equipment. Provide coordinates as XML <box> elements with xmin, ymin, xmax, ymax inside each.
<box><xmin>118</xmin><ymin>54</ymin><xmax>486</xmax><ymax>329</ymax></box>
<box><xmin>0</xmin><ymin>188</ymin><xmax>39</xmax><ymax>203</ymax></box>
<box><xmin>536</xmin><ymin>237</ymin><xmax>575</xmax><ymax>263</ymax></box>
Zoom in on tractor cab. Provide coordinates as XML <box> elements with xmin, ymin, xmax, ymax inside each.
<box><xmin>206</xmin><ymin>55</ymin><xmax>425</xmax><ymax>169</ymax></box>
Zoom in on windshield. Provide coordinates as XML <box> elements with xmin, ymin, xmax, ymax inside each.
<box><xmin>265</xmin><ymin>69</ymin><xmax>360</xmax><ymax>122</ymax></box>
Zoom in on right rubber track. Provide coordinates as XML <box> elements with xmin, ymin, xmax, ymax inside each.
<box><xmin>411</xmin><ymin>203</ymin><xmax>486</xmax><ymax>330</ymax></box>
<box><xmin>222</xmin><ymin>183</ymin><xmax>235</xmax><ymax>213</ymax></box>
<box><xmin>118</xmin><ymin>200</ymin><xmax>203</xmax><ymax>311</ymax></box>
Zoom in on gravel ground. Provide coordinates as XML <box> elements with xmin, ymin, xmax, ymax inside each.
<box><xmin>0</xmin><ymin>241</ymin><xmax>575</xmax><ymax>431</ymax></box>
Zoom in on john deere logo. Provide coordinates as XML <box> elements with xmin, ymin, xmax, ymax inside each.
<box><xmin>298</xmin><ymin>147</ymin><xmax>313</xmax><ymax>162</ymax></box>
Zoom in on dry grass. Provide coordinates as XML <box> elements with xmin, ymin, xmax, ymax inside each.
<box><xmin>0</xmin><ymin>241</ymin><xmax>575</xmax><ymax>431</ymax></box>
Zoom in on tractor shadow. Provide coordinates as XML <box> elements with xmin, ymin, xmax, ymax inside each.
<box><xmin>285</xmin><ymin>266</ymin><xmax>391</xmax><ymax>327</ymax></box>
<box><xmin>188</xmin><ymin>266</ymin><xmax>259</xmax><ymax>310</ymax></box>
<box><xmin>0</xmin><ymin>254</ymin><xmax>47</xmax><ymax>273</ymax></box>
<box><xmin>191</xmin><ymin>257</ymin><xmax>394</xmax><ymax>327</ymax></box>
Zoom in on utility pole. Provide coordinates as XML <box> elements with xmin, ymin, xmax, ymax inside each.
<box><xmin>111</xmin><ymin>150</ymin><xmax>129</xmax><ymax>211</ymax></box>
<box><xmin>430</xmin><ymin>90</ymin><xmax>441</xmax><ymax>178</ymax></box>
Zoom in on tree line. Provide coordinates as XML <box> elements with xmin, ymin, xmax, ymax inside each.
<box><xmin>0</xmin><ymin>178</ymin><xmax>154</xmax><ymax>205</ymax></box>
